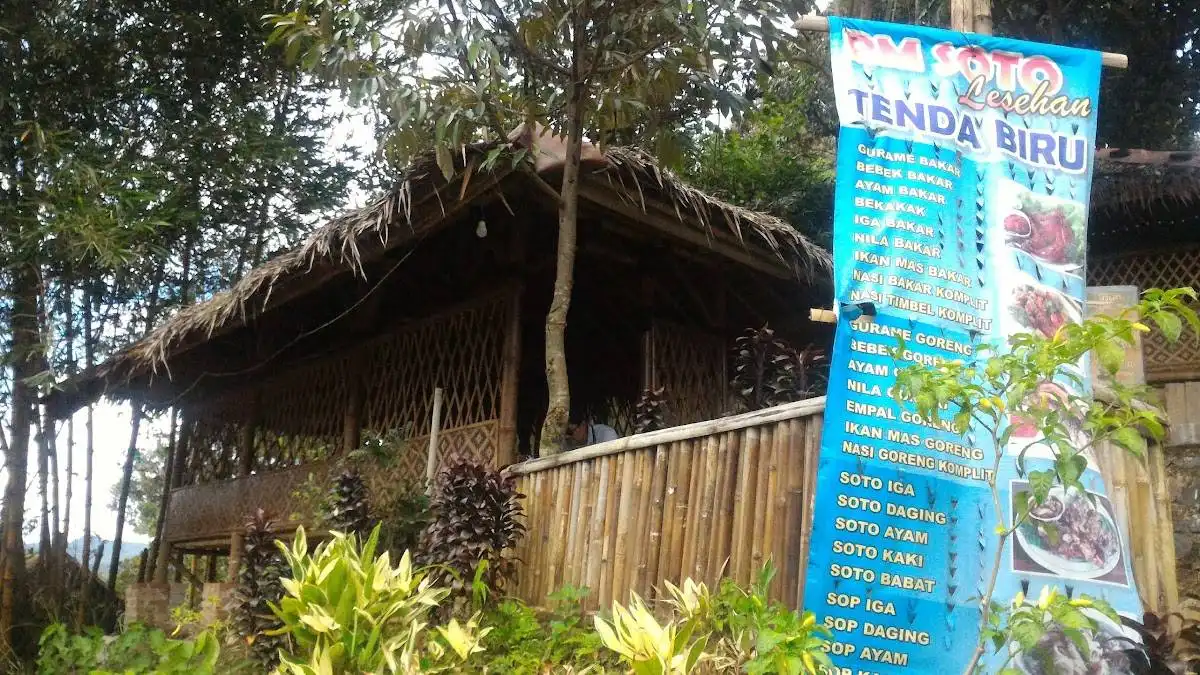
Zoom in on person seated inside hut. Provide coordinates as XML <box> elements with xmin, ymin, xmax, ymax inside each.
<box><xmin>567</xmin><ymin>409</ymin><xmax>619</xmax><ymax>449</ymax></box>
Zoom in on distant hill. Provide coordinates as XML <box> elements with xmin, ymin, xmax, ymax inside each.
<box><xmin>64</xmin><ymin>535</ymin><xmax>147</xmax><ymax>563</ymax></box>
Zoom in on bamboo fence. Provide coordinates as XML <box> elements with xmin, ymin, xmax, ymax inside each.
<box><xmin>508</xmin><ymin>397</ymin><xmax>1179</xmax><ymax>615</ymax></box>
<box><xmin>508</xmin><ymin>398</ymin><xmax>826</xmax><ymax>611</ymax></box>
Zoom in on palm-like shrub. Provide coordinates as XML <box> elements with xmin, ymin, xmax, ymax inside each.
<box><xmin>234</xmin><ymin>509</ymin><xmax>290</xmax><ymax>670</ymax></box>
<box><xmin>326</xmin><ymin>469</ymin><xmax>374</xmax><ymax>537</ymax></box>
<box><xmin>418</xmin><ymin>462</ymin><xmax>525</xmax><ymax>601</ymax></box>
<box><xmin>731</xmin><ymin>325</ymin><xmax>826</xmax><ymax>411</ymax></box>
<box><xmin>633</xmin><ymin>387</ymin><xmax>668</xmax><ymax>434</ymax></box>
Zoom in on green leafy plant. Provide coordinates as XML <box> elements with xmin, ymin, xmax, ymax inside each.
<box><xmin>373</xmin><ymin>479</ymin><xmax>431</xmax><ymax>562</ymax></box>
<box><xmin>326</xmin><ymin>469</ymin><xmax>374</xmax><ymax>537</ymax></box>
<box><xmin>233</xmin><ymin>508</ymin><xmax>290</xmax><ymax>671</ymax></box>
<box><xmin>893</xmin><ymin>287</ymin><xmax>1200</xmax><ymax>674</ymax></box>
<box><xmin>479</xmin><ymin>586</ymin><xmax>618</xmax><ymax>672</ymax></box>
<box><xmin>36</xmin><ymin>622</ymin><xmax>220</xmax><ymax>674</ymax></box>
<box><xmin>419</xmin><ymin>462</ymin><xmax>526</xmax><ymax>602</ymax></box>
<box><xmin>594</xmin><ymin>565</ymin><xmax>831</xmax><ymax>675</ymax></box>
<box><xmin>270</xmin><ymin>525</ymin><xmax>487</xmax><ymax>674</ymax></box>
<box><xmin>731</xmin><ymin>326</ymin><xmax>827</xmax><ymax>411</ymax></box>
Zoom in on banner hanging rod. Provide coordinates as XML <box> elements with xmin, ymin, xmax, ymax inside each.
<box><xmin>793</xmin><ymin>16</ymin><xmax>1128</xmax><ymax>69</ymax></box>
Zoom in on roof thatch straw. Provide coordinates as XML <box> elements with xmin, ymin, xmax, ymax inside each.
<box><xmin>52</xmin><ymin>136</ymin><xmax>829</xmax><ymax>413</ymax></box>
<box><xmin>1092</xmin><ymin>148</ymin><xmax>1200</xmax><ymax>216</ymax></box>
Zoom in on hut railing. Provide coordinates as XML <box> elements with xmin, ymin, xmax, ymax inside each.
<box><xmin>162</xmin><ymin>460</ymin><xmax>332</xmax><ymax>546</ymax></box>
<box><xmin>507</xmin><ymin>397</ymin><xmax>826</xmax><ymax>611</ymax></box>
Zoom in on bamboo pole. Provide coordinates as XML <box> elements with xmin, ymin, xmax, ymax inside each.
<box><xmin>792</xmin><ymin>16</ymin><xmax>1128</xmax><ymax>68</ymax></box>
<box><xmin>680</xmin><ymin>440</ymin><xmax>705</xmax><ymax>585</ymax></box>
<box><xmin>564</xmin><ymin>461</ymin><xmax>587</xmax><ymax>590</ymax></box>
<box><xmin>599</xmin><ymin>456</ymin><xmax>621</xmax><ymax>607</ymax></box>
<box><xmin>731</xmin><ymin>427</ymin><xmax>760</xmax><ymax>584</ymax></box>
<box><xmin>425</xmin><ymin>388</ymin><xmax>444</xmax><ymax>494</ymax></box>
<box><xmin>656</xmin><ymin>442</ymin><xmax>683</xmax><ymax>591</ymax></box>
<box><xmin>644</xmin><ymin>446</ymin><xmax>669</xmax><ymax>597</ymax></box>
<box><xmin>612</xmin><ymin>454</ymin><xmax>637</xmax><ymax>599</ymax></box>
<box><xmin>693</xmin><ymin>436</ymin><xmax>720</xmax><ymax>583</ymax></box>
<box><xmin>630</xmin><ymin>450</ymin><xmax>653</xmax><ymax>597</ymax></box>
<box><xmin>586</xmin><ymin>459</ymin><xmax>610</xmax><ymax>602</ymax></box>
<box><xmin>1150</xmin><ymin>444</ymin><xmax>1180</xmax><ymax>614</ymax></box>
<box><xmin>496</xmin><ymin>287</ymin><xmax>522</xmax><ymax>467</ymax></box>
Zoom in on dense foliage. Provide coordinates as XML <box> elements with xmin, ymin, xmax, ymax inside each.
<box><xmin>36</xmin><ymin>623</ymin><xmax>220</xmax><ymax>675</ymax></box>
<box><xmin>234</xmin><ymin>509</ymin><xmax>290</xmax><ymax>671</ymax></box>
<box><xmin>419</xmin><ymin>462</ymin><xmax>526</xmax><ymax>602</ymax></box>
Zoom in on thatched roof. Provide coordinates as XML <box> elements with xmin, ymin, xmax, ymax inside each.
<box><xmin>1089</xmin><ymin>148</ymin><xmax>1200</xmax><ymax>253</ymax></box>
<box><xmin>1092</xmin><ymin>148</ymin><xmax>1200</xmax><ymax>215</ymax></box>
<box><xmin>47</xmin><ymin>134</ymin><xmax>830</xmax><ymax>417</ymax></box>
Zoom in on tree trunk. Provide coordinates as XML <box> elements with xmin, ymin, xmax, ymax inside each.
<box><xmin>146</xmin><ymin>408</ymin><xmax>178</xmax><ymax>582</ymax></box>
<box><xmin>537</xmin><ymin>87</ymin><xmax>586</xmax><ymax>456</ymax></box>
<box><xmin>60</xmin><ymin>284</ymin><xmax>74</xmax><ymax>567</ymax></box>
<box><xmin>2</xmin><ymin>261</ymin><xmax>39</xmax><ymax>654</ymax></box>
<box><xmin>77</xmin><ymin>290</ymin><xmax>96</xmax><ymax>628</ymax></box>
<box><xmin>107</xmin><ymin>404</ymin><xmax>143</xmax><ymax>590</ymax></box>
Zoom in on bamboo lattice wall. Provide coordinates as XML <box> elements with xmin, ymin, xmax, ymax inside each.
<box><xmin>177</xmin><ymin>293</ymin><xmax>509</xmax><ymax>490</ymax></box>
<box><xmin>1091</xmin><ymin>248</ymin><xmax>1200</xmax><ymax>380</ymax></box>
<box><xmin>509</xmin><ymin>399</ymin><xmax>824</xmax><ymax>611</ymax></box>
<box><xmin>645</xmin><ymin>320</ymin><xmax>729</xmax><ymax>427</ymax></box>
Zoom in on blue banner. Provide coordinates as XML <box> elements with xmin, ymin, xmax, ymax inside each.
<box><xmin>803</xmin><ymin>18</ymin><xmax>1142</xmax><ymax>674</ymax></box>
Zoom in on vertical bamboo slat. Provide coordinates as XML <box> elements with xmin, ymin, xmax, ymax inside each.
<box><xmin>731</xmin><ymin>426</ymin><xmax>760</xmax><ymax>584</ymax></box>
<box><xmin>644</xmin><ymin>446</ymin><xmax>669</xmax><ymax>595</ymax></box>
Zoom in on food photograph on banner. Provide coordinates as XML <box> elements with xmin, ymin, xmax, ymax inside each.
<box><xmin>800</xmin><ymin>15</ymin><xmax>1144</xmax><ymax>675</ymax></box>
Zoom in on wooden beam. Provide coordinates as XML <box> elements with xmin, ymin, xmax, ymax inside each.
<box><xmin>497</xmin><ymin>289</ymin><xmax>522</xmax><ymax>467</ymax></box>
<box><xmin>578</xmin><ymin>183</ymin><xmax>794</xmax><ymax>280</ymax></box>
<box><xmin>794</xmin><ymin>16</ymin><xmax>1128</xmax><ymax>68</ymax></box>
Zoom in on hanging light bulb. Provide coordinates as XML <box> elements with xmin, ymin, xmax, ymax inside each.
<box><xmin>475</xmin><ymin>218</ymin><xmax>488</xmax><ymax>238</ymax></box>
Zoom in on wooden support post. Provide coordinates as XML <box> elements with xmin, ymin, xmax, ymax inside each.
<box><xmin>497</xmin><ymin>287</ymin><xmax>523</xmax><ymax>467</ymax></box>
<box><xmin>228</xmin><ymin>532</ymin><xmax>244</xmax><ymax>583</ymax></box>
<box><xmin>342</xmin><ymin>359</ymin><xmax>365</xmax><ymax>454</ymax></box>
<box><xmin>238</xmin><ymin>392</ymin><xmax>259</xmax><ymax>477</ymax></box>
<box><xmin>426</xmin><ymin>388</ymin><xmax>444</xmax><ymax>494</ymax></box>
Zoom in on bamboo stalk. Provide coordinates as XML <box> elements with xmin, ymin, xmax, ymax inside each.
<box><xmin>425</xmin><ymin>388</ymin><xmax>444</xmax><ymax>494</ymax></box>
<box><xmin>706</xmin><ymin>434</ymin><xmax>731</xmax><ymax>585</ymax></box>
<box><xmin>644</xmin><ymin>446</ymin><xmax>670</xmax><ymax>598</ymax></box>
<box><xmin>731</xmin><ymin>427</ymin><xmax>760</xmax><ymax>584</ymax></box>
<box><xmin>680</xmin><ymin>440</ymin><xmax>705</xmax><ymax>585</ymax></box>
<box><xmin>666</xmin><ymin>442</ymin><xmax>695</xmax><ymax>586</ymax></box>
<box><xmin>715</xmin><ymin>432</ymin><xmax>740</xmax><ymax>583</ymax></box>
<box><xmin>587</xmin><ymin>458</ymin><xmax>612</xmax><ymax>606</ymax></box>
<box><xmin>767</xmin><ymin>420</ymin><xmax>789</xmax><ymax>601</ymax></box>
<box><xmin>599</xmin><ymin>456</ymin><xmax>621</xmax><ymax>607</ymax></box>
<box><xmin>546</xmin><ymin>468</ymin><xmax>571</xmax><ymax>592</ymax></box>
<box><xmin>693</xmin><ymin>436</ymin><xmax>720</xmax><ymax>583</ymax></box>
<box><xmin>796</xmin><ymin>415</ymin><xmax>824</xmax><ymax>604</ymax></box>
<box><xmin>630</xmin><ymin>450</ymin><xmax>654</xmax><ymax>598</ymax></box>
<box><xmin>612</xmin><ymin>453</ymin><xmax>637</xmax><ymax>600</ymax></box>
<box><xmin>563</xmin><ymin>461</ymin><xmax>586</xmax><ymax>587</ymax></box>
<box><xmin>751</xmin><ymin>426</ymin><xmax>774</xmax><ymax>574</ymax></box>
<box><xmin>656</xmin><ymin>442</ymin><xmax>682</xmax><ymax>593</ymax></box>
<box><xmin>1150</xmin><ymin>444</ymin><xmax>1180</xmax><ymax>615</ymax></box>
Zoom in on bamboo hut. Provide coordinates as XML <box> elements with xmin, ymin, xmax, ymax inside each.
<box><xmin>1087</xmin><ymin>148</ymin><xmax>1200</xmax><ymax>601</ymax></box>
<box><xmin>45</xmin><ymin>129</ymin><xmax>831</xmax><ymax>609</ymax></box>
